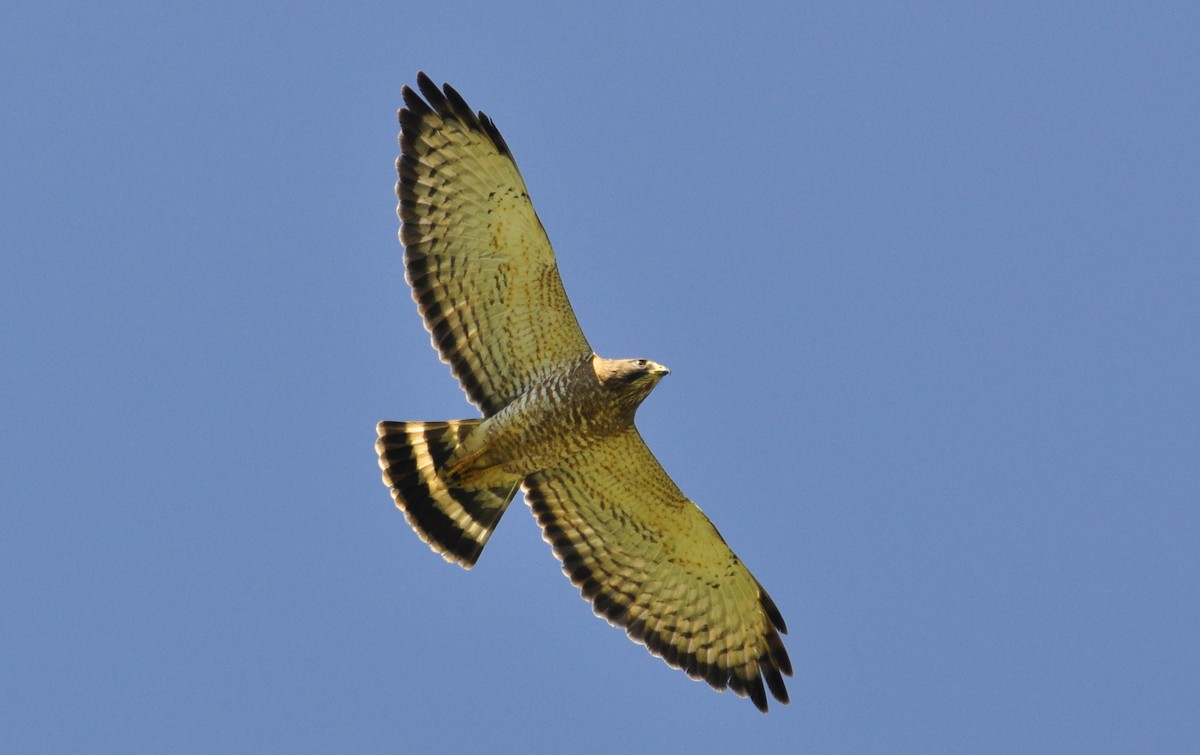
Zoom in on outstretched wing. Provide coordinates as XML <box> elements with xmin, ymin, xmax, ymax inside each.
<box><xmin>523</xmin><ymin>429</ymin><xmax>792</xmax><ymax>712</ymax></box>
<box><xmin>398</xmin><ymin>73</ymin><xmax>592</xmax><ymax>416</ymax></box>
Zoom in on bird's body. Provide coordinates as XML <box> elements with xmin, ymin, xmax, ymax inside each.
<box><xmin>440</xmin><ymin>356</ymin><xmax>668</xmax><ymax>490</ymax></box>
<box><xmin>377</xmin><ymin>73</ymin><xmax>792</xmax><ymax>712</ymax></box>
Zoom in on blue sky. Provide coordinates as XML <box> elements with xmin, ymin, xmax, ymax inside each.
<box><xmin>3</xmin><ymin>2</ymin><xmax>1197</xmax><ymax>751</ymax></box>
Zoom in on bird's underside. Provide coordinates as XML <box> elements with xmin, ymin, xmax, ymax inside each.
<box><xmin>376</xmin><ymin>72</ymin><xmax>792</xmax><ymax>712</ymax></box>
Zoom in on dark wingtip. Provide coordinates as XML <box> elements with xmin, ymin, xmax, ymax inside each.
<box><xmin>760</xmin><ymin>587</ymin><xmax>787</xmax><ymax>634</ymax></box>
<box><xmin>763</xmin><ymin>661</ymin><xmax>790</xmax><ymax>706</ymax></box>
<box><xmin>479</xmin><ymin>111</ymin><xmax>512</xmax><ymax>157</ymax></box>
<box><xmin>441</xmin><ymin>82</ymin><xmax>479</xmax><ymax>126</ymax></box>
<box><xmin>399</xmin><ymin>73</ymin><xmax>513</xmax><ymax>160</ymax></box>
<box><xmin>748</xmin><ymin>675</ymin><xmax>769</xmax><ymax>713</ymax></box>
<box><xmin>401</xmin><ymin>86</ymin><xmax>426</xmax><ymax>115</ymax></box>
<box><xmin>415</xmin><ymin>71</ymin><xmax>439</xmax><ymax>102</ymax></box>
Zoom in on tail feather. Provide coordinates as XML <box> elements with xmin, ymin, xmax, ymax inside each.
<box><xmin>375</xmin><ymin>420</ymin><xmax>518</xmax><ymax>568</ymax></box>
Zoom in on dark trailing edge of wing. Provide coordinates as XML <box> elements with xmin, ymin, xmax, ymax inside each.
<box><xmin>526</xmin><ymin>484</ymin><xmax>793</xmax><ymax>713</ymax></box>
<box><xmin>409</xmin><ymin>279</ymin><xmax>496</xmax><ymax>414</ymax></box>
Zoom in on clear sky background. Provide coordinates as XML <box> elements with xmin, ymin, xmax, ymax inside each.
<box><xmin>3</xmin><ymin>3</ymin><xmax>1197</xmax><ymax>752</ymax></box>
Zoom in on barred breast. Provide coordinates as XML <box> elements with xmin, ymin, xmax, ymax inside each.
<box><xmin>447</xmin><ymin>357</ymin><xmax>634</xmax><ymax>487</ymax></box>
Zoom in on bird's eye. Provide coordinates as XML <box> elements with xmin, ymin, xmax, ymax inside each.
<box><xmin>636</xmin><ymin>359</ymin><xmax>647</xmax><ymax>367</ymax></box>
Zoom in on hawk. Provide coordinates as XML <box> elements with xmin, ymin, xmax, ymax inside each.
<box><xmin>377</xmin><ymin>72</ymin><xmax>792</xmax><ymax>712</ymax></box>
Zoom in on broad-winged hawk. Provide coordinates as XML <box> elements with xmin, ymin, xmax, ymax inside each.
<box><xmin>376</xmin><ymin>73</ymin><xmax>792</xmax><ymax>712</ymax></box>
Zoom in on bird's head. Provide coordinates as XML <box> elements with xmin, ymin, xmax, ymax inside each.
<box><xmin>594</xmin><ymin>356</ymin><xmax>671</xmax><ymax>410</ymax></box>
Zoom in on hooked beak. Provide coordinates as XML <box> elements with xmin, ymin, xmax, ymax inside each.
<box><xmin>652</xmin><ymin>362</ymin><xmax>671</xmax><ymax>377</ymax></box>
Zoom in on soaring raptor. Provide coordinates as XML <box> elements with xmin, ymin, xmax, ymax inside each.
<box><xmin>377</xmin><ymin>73</ymin><xmax>791</xmax><ymax>712</ymax></box>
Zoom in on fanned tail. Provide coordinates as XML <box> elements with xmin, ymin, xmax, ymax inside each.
<box><xmin>376</xmin><ymin>420</ymin><xmax>519</xmax><ymax>568</ymax></box>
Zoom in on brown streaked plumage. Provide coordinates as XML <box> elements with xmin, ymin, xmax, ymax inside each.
<box><xmin>377</xmin><ymin>72</ymin><xmax>791</xmax><ymax>712</ymax></box>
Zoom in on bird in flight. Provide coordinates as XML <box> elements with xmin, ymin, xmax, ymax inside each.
<box><xmin>376</xmin><ymin>72</ymin><xmax>791</xmax><ymax>712</ymax></box>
